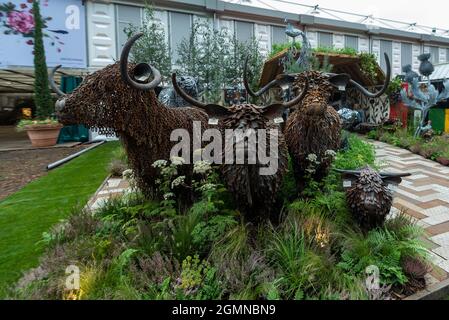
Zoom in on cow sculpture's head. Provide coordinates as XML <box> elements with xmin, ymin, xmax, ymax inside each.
<box><xmin>336</xmin><ymin>166</ymin><xmax>411</xmax><ymax>231</ymax></box>
<box><xmin>49</xmin><ymin>33</ymin><xmax>162</xmax><ymax>136</ymax></box>
<box><xmin>171</xmin><ymin>73</ymin><xmax>308</xmax><ymax>132</ymax></box>
<box><xmin>243</xmin><ymin>53</ymin><xmax>391</xmax><ymax>115</ymax></box>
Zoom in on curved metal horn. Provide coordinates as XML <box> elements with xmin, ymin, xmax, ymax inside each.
<box><xmin>350</xmin><ymin>53</ymin><xmax>391</xmax><ymax>98</ymax></box>
<box><xmin>120</xmin><ymin>33</ymin><xmax>161</xmax><ymax>90</ymax></box>
<box><xmin>172</xmin><ymin>73</ymin><xmax>206</xmax><ymax>109</ymax></box>
<box><xmin>243</xmin><ymin>57</ymin><xmax>276</xmax><ymax>97</ymax></box>
<box><xmin>379</xmin><ymin>172</ymin><xmax>411</xmax><ymax>178</ymax></box>
<box><xmin>49</xmin><ymin>65</ymin><xmax>65</xmax><ymax>97</ymax></box>
<box><xmin>280</xmin><ymin>76</ymin><xmax>309</xmax><ymax>108</ymax></box>
<box><xmin>334</xmin><ymin>168</ymin><xmax>362</xmax><ymax>176</ymax></box>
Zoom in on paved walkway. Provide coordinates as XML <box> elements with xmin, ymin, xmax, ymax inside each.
<box><xmin>372</xmin><ymin>140</ymin><xmax>449</xmax><ymax>284</ymax></box>
<box><xmin>86</xmin><ymin>176</ymin><xmax>131</xmax><ymax>210</ymax></box>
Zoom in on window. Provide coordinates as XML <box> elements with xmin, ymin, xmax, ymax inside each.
<box><xmin>235</xmin><ymin>21</ymin><xmax>254</xmax><ymax>43</ymax></box>
<box><xmin>318</xmin><ymin>32</ymin><xmax>332</xmax><ymax>48</ymax></box>
<box><xmin>401</xmin><ymin>43</ymin><xmax>413</xmax><ymax>70</ymax></box>
<box><xmin>345</xmin><ymin>35</ymin><xmax>358</xmax><ymax>51</ymax></box>
<box><xmin>380</xmin><ymin>40</ymin><xmax>392</xmax><ymax>73</ymax></box>
<box><xmin>116</xmin><ymin>5</ymin><xmax>142</xmax><ymax>56</ymax></box>
<box><xmin>272</xmin><ymin>26</ymin><xmax>286</xmax><ymax>45</ymax></box>
<box><xmin>447</xmin><ymin>48</ymin><xmax>449</xmax><ymax>62</ymax></box>
<box><xmin>170</xmin><ymin>12</ymin><xmax>192</xmax><ymax>64</ymax></box>
<box><xmin>429</xmin><ymin>46</ymin><xmax>439</xmax><ymax>64</ymax></box>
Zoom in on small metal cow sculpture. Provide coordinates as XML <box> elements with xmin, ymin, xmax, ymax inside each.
<box><xmin>172</xmin><ymin>73</ymin><xmax>308</xmax><ymax>222</ymax></box>
<box><xmin>336</xmin><ymin>166</ymin><xmax>411</xmax><ymax>232</ymax></box>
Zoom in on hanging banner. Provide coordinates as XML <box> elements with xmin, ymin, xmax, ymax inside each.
<box><xmin>0</xmin><ymin>0</ymin><xmax>86</xmax><ymax>68</ymax></box>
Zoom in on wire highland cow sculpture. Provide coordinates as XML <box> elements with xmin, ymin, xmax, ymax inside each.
<box><xmin>49</xmin><ymin>33</ymin><xmax>209</xmax><ymax>198</ymax></box>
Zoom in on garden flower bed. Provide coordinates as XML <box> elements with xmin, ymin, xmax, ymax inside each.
<box><xmin>366</xmin><ymin>128</ymin><xmax>449</xmax><ymax>166</ymax></box>
<box><xmin>8</xmin><ymin>135</ymin><xmax>431</xmax><ymax>300</ymax></box>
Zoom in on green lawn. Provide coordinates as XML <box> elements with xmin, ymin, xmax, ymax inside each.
<box><xmin>0</xmin><ymin>142</ymin><xmax>118</xmax><ymax>296</ymax></box>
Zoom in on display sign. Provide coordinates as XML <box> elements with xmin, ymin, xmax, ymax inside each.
<box><xmin>0</xmin><ymin>0</ymin><xmax>86</xmax><ymax>68</ymax></box>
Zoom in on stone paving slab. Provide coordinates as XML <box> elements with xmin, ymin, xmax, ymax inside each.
<box><xmin>86</xmin><ymin>176</ymin><xmax>131</xmax><ymax>211</ymax></box>
<box><xmin>371</xmin><ymin>139</ymin><xmax>449</xmax><ymax>279</ymax></box>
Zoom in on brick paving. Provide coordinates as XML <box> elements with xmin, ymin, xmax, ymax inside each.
<box><xmin>373</xmin><ymin>140</ymin><xmax>449</xmax><ymax>284</ymax></box>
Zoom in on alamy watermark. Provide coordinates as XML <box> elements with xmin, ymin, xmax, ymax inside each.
<box><xmin>65</xmin><ymin>265</ymin><xmax>80</xmax><ymax>290</ymax></box>
<box><xmin>170</xmin><ymin>121</ymin><xmax>280</xmax><ymax>176</ymax></box>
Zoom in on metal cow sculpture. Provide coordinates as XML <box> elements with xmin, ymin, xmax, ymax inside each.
<box><xmin>336</xmin><ymin>166</ymin><xmax>410</xmax><ymax>232</ymax></box>
<box><xmin>172</xmin><ymin>73</ymin><xmax>308</xmax><ymax>222</ymax></box>
<box><xmin>49</xmin><ymin>33</ymin><xmax>208</xmax><ymax>198</ymax></box>
<box><xmin>244</xmin><ymin>54</ymin><xmax>391</xmax><ymax>192</ymax></box>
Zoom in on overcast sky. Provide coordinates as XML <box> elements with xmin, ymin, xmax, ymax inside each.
<box><xmin>233</xmin><ymin>0</ymin><xmax>449</xmax><ymax>30</ymax></box>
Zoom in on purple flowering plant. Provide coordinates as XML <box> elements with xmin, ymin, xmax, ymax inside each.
<box><xmin>0</xmin><ymin>0</ymin><xmax>68</xmax><ymax>53</ymax></box>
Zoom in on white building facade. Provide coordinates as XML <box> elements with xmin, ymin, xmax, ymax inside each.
<box><xmin>85</xmin><ymin>0</ymin><xmax>449</xmax><ymax>77</ymax></box>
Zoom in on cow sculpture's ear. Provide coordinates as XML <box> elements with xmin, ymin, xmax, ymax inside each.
<box><xmin>328</xmin><ymin>74</ymin><xmax>351</xmax><ymax>91</ymax></box>
<box><xmin>334</xmin><ymin>169</ymin><xmax>361</xmax><ymax>190</ymax></box>
<box><xmin>202</xmin><ymin>104</ymin><xmax>233</xmax><ymax>124</ymax></box>
<box><xmin>380</xmin><ymin>172</ymin><xmax>411</xmax><ymax>186</ymax></box>
<box><xmin>262</xmin><ymin>104</ymin><xmax>285</xmax><ymax>121</ymax></box>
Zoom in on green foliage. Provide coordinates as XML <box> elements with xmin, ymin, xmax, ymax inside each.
<box><xmin>359</xmin><ymin>52</ymin><xmax>379</xmax><ymax>83</ymax></box>
<box><xmin>367</xmin><ymin>128</ymin><xmax>449</xmax><ymax>163</ymax></box>
<box><xmin>16</xmin><ymin>118</ymin><xmax>59</xmax><ymax>130</ymax></box>
<box><xmin>269</xmin><ymin>42</ymin><xmax>302</xmax><ymax>58</ymax></box>
<box><xmin>10</xmin><ymin>135</ymin><xmax>431</xmax><ymax>300</ymax></box>
<box><xmin>108</xmin><ymin>145</ymin><xmax>128</xmax><ymax>177</ymax></box>
<box><xmin>314</xmin><ymin>46</ymin><xmax>358</xmax><ymax>56</ymax></box>
<box><xmin>191</xmin><ymin>215</ymin><xmax>238</xmax><ymax>253</ymax></box>
<box><xmin>386</xmin><ymin>76</ymin><xmax>403</xmax><ymax>96</ymax></box>
<box><xmin>176</xmin><ymin>20</ymin><xmax>264</xmax><ymax>103</ymax></box>
<box><xmin>32</xmin><ymin>0</ymin><xmax>54</xmax><ymax>118</ymax></box>
<box><xmin>269</xmin><ymin>43</ymin><xmax>357</xmax><ymax>59</ymax></box>
<box><xmin>123</xmin><ymin>2</ymin><xmax>171</xmax><ymax>81</ymax></box>
<box><xmin>338</xmin><ymin>216</ymin><xmax>428</xmax><ymax>286</ymax></box>
<box><xmin>334</xmin><ymin>134</ymin><xmax>376</xmax><ymax>170</ymax></box>
<box><xmin>175</xmin><ymin>255</ymin><xmax>222</xmax><ymax>300</ymax></box>
<box><xmin>266</xmin><ymin>214</ymin><xmax>366</xmax><ymax>300</ymax></box>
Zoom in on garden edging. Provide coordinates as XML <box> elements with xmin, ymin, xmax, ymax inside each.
<box><xmin>406</xmin><ymin>278</ymin><xmax>449</xmax><ymax>300</ymax></box>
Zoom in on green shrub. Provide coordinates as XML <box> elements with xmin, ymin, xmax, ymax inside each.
<box><xmin>338</xmin><ymin>220</ymin><xmax>428</xmax><ymax>287</ymax></box>
<box><xmin>334</xmin><ymin>134</ymin><xmax>376</xmax><ymax>170</ymax></box>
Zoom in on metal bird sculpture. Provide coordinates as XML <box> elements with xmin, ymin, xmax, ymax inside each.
<box><xmin>402</xmin><ymin>64</ymin><xmax>420</xmax><ymax>84</ymax></box>
<box><xmin>418</xmin><ymin>53</ymin><xmax>435</xmax><ymax>78</ymax></box>
<box><xmin>297</xmin><ymin>30</ymin><xmax>312</xmax><ymax>72</ymax></box>
<box><xmin>284</xmin><ymin>19</ymin><xmax>302</xmax><ymax>42</ymax></box>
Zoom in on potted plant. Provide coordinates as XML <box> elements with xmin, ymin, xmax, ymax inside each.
<box><xmin>17</xmin><ymin>0</ymin><xmax>62</xmax><ymax>147</ymax></box>
<box><xmin>17</xmin><ymin>118</ymin><xmax>62</xmax><ymax>147</ymax></box>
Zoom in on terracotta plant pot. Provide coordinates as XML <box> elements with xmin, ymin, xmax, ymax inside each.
<box><xmin>436</xmin><ymin>157</ymin><xmax>449</xmax><ymax>166</ymax></box>
<box><xmin>25</xmin><ymin>124</ymin><xmax>63</xmax><ymax>147</ymax></box>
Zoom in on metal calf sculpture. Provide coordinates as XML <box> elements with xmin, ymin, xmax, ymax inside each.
<box><xmin>244</xmin><ymin>54</ymin><xmax>391</xmax><ymax>192</ymax></box>
<box><xmin>336</xmin><ymin>166</ymin><xmax>410</xmax><ymax>232</ymax></box>
<box><xmin>49</xmin><ymin>33</ymin><xmax>208</xmax><ymax>197</ymax></box>
<box><xmin>172</xmin><ymin>73</ymin><xmax>308</xmax><ymax>222</ymax></box>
